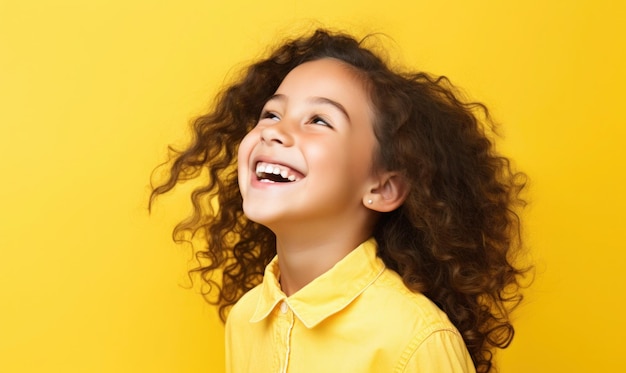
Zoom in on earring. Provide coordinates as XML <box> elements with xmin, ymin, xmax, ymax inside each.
<box><xmin>367</xmin><ymin>199</ymin><xmax>373</xmax><ymax>205</ymax></box>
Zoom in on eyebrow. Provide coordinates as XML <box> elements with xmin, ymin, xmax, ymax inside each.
<box><xmin>267</xmin><ymin>94</ymin><xmax>351</xmax><ymax>121</ymax></box>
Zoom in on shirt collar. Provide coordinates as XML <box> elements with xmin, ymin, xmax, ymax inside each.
<box><xmin>250</xmin><ymin>238</ymin><xmax>385</xmax><ymax>328</ymax></box>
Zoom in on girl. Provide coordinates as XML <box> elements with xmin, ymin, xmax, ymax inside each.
<box><xmin>151</xmin><ymin>29</ymin><xmax>527</xmax><ymax>373</ymax></box>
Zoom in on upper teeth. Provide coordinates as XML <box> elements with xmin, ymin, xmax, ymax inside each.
<box><xmin>256</xmin><ymin>162</ymin><xmax>298</xmax><ymax>181</ymax></box>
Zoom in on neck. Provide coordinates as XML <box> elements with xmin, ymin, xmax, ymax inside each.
<box><xmin>274</xmin><ymin>227</ymin><xmax>371</xmax><ymax>296</ymax></box>
<box><xmin>262</xmin><ymin>204</ymin><xmax>379</xmax><ymax>296</ymax></box>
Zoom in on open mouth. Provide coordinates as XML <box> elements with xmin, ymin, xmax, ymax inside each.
<box><xmin>255</xmin><ymin>162</ymin><xmax>301</xmax><ymax>183</ymax></box>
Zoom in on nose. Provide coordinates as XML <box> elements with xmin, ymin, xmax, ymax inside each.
<box><xmin>259</xmin><ymin>120</ymin><xmax>294</xmax><ymax>146</ymax></box>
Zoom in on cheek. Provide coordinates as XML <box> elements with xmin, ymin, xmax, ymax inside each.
<box><xmin>302</xmin><ymin>140</ymin><xmax>343</xmax><ymax>172</ymax></box>
<box><xmin>237</xmin><ymin>131</ymin><xmax>256</xmax><ymax>167</ymax></box>
<box><xmin>237</xmin><ymin>131</ymin><xmax>257</xmax><ymax>191</ymax></box>
<box><xmin>345</xmin><ymin>135</ymin><xmax>379</xmax><ymax>180</ymax></box>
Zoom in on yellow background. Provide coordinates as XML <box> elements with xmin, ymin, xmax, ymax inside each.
<box><xmin>1</xmin><ymin>0</ymin><xmax>624</xmax><ymax>372</ymax></box>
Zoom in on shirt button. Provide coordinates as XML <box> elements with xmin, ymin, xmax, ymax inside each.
<box><xmin>280</xmin><ymin>301</ymin><xmax>288</xmax><ymax>314</ymax></box>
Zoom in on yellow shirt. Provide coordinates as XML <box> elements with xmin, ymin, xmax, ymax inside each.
<box><xmin>225</xmin><ymin>238</ymin><xmax>476</xmax><ymax>373</ymax></box>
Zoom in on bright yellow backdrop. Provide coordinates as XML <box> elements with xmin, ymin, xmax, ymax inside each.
<box><xmin>1</xmin><ymin>1</ymin><xmax>624</xmax><ymax>372</ymax></box>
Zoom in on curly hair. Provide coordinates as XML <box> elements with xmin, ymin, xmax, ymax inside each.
<box><xmin>151</xmin><ymin>29</ymin><xmax>528</xmax><ymax>372</ymax></box>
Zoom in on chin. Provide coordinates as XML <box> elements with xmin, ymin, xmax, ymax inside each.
<box><xmin>242</xmin><ymin>203</ymin><xmax>279</xmax><ymax>228</ymax></box>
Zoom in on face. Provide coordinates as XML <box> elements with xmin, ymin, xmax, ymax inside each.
<box><xmin>237</xmin><ymin>58</ymin><xmax>379</xmax><ymax>233</ymax></box>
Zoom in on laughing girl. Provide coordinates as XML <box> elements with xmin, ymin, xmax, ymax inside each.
<box><xmin>151</xmin><ymin>29</ymin><xmax>528</xmax><ymax>373</ymax></box>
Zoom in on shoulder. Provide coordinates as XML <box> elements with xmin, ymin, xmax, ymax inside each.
<box><xmin>367</xmin><ymin>269</ymin><xmax>475</xmax><ymax>372</ymax></box>
<box><xmin>369</xmin><ymin>268</ymin><xmax>456</xmax><ymax>333</ymax></box>
<box><xmin>226</xmin><ymin>285</ymin><xmax>262</xmax><ymax>328</ymax></box>
<box><xmin>399</xmin><ymin>329</ymin><xmax>476</xmax><ymax>373</ymax></box>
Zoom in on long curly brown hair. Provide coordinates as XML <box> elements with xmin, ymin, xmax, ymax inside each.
<box><xmin>151</xmin><ymin>29</ymin><xmax>528</xmax><ymax>372</ymax></box>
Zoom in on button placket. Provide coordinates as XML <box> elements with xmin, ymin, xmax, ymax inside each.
<box><xmin>274</xmin><ymin>300</ymin><xmax>294</xmax><ymax>373</ymax></box>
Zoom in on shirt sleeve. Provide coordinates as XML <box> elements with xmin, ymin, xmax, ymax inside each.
<box><xmin>400</xmin><ymin>329</ymin><xmax>476</xmax><ymax>373</ymax></box>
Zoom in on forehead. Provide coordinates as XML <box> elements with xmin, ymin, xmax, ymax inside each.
<box><xmin>275</xmin><ymin>58</ymin><xmax>371</xmax><ymax>107</ymax></box>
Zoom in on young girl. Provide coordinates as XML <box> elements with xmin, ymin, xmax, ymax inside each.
<box><xmin>151</xmin><ymin>29</ymin><xmax>527</xmax><ymax>373</ymax></box>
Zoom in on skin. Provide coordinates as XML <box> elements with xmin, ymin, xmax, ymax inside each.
<box><xmin>237</xmin><ymin>58</ymin><xmax>407</xmax><ymax>296</ymax></box>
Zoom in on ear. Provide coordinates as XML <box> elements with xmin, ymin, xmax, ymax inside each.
<box><xmin>363</xmin><ymin>172</ymin><xmax>409</xmax><ymax>213</ymax></box>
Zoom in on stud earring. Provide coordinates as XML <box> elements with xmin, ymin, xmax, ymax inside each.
<box><xmin>367</xmin><ymin>199</ymin><xmax>373</xmax><ymax>205</ymax></box>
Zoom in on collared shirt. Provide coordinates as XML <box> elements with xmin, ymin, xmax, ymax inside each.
<box><xmin>225</xmin><ymin>238</ymin><xmax>476</xmax><ymax>373</ymax></box>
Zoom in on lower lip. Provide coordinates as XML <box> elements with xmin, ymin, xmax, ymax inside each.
<box><xmin>249</xmin><ymin>173</ymin><xmax>301</xmax><ymax>188</ymax></box>
<box><xmin>251</xmin><ymin>175</ymin><xmax>289</xmax><ymax>188</ymax></box>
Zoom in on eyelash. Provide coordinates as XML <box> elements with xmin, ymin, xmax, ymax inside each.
<box><xmin>259</xmin><ymin>111</ymin><xmax>334</xmax><ymax>129</ymax></box>
<box><xmin>261</xmin><ymin>111</ymin><xmax>280</xmax><ymax>121</ymax></box>
<box><xmin>310</xmin><ymin>116</ymin><xmax>332</xmax><ymax>128</ymax></box>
